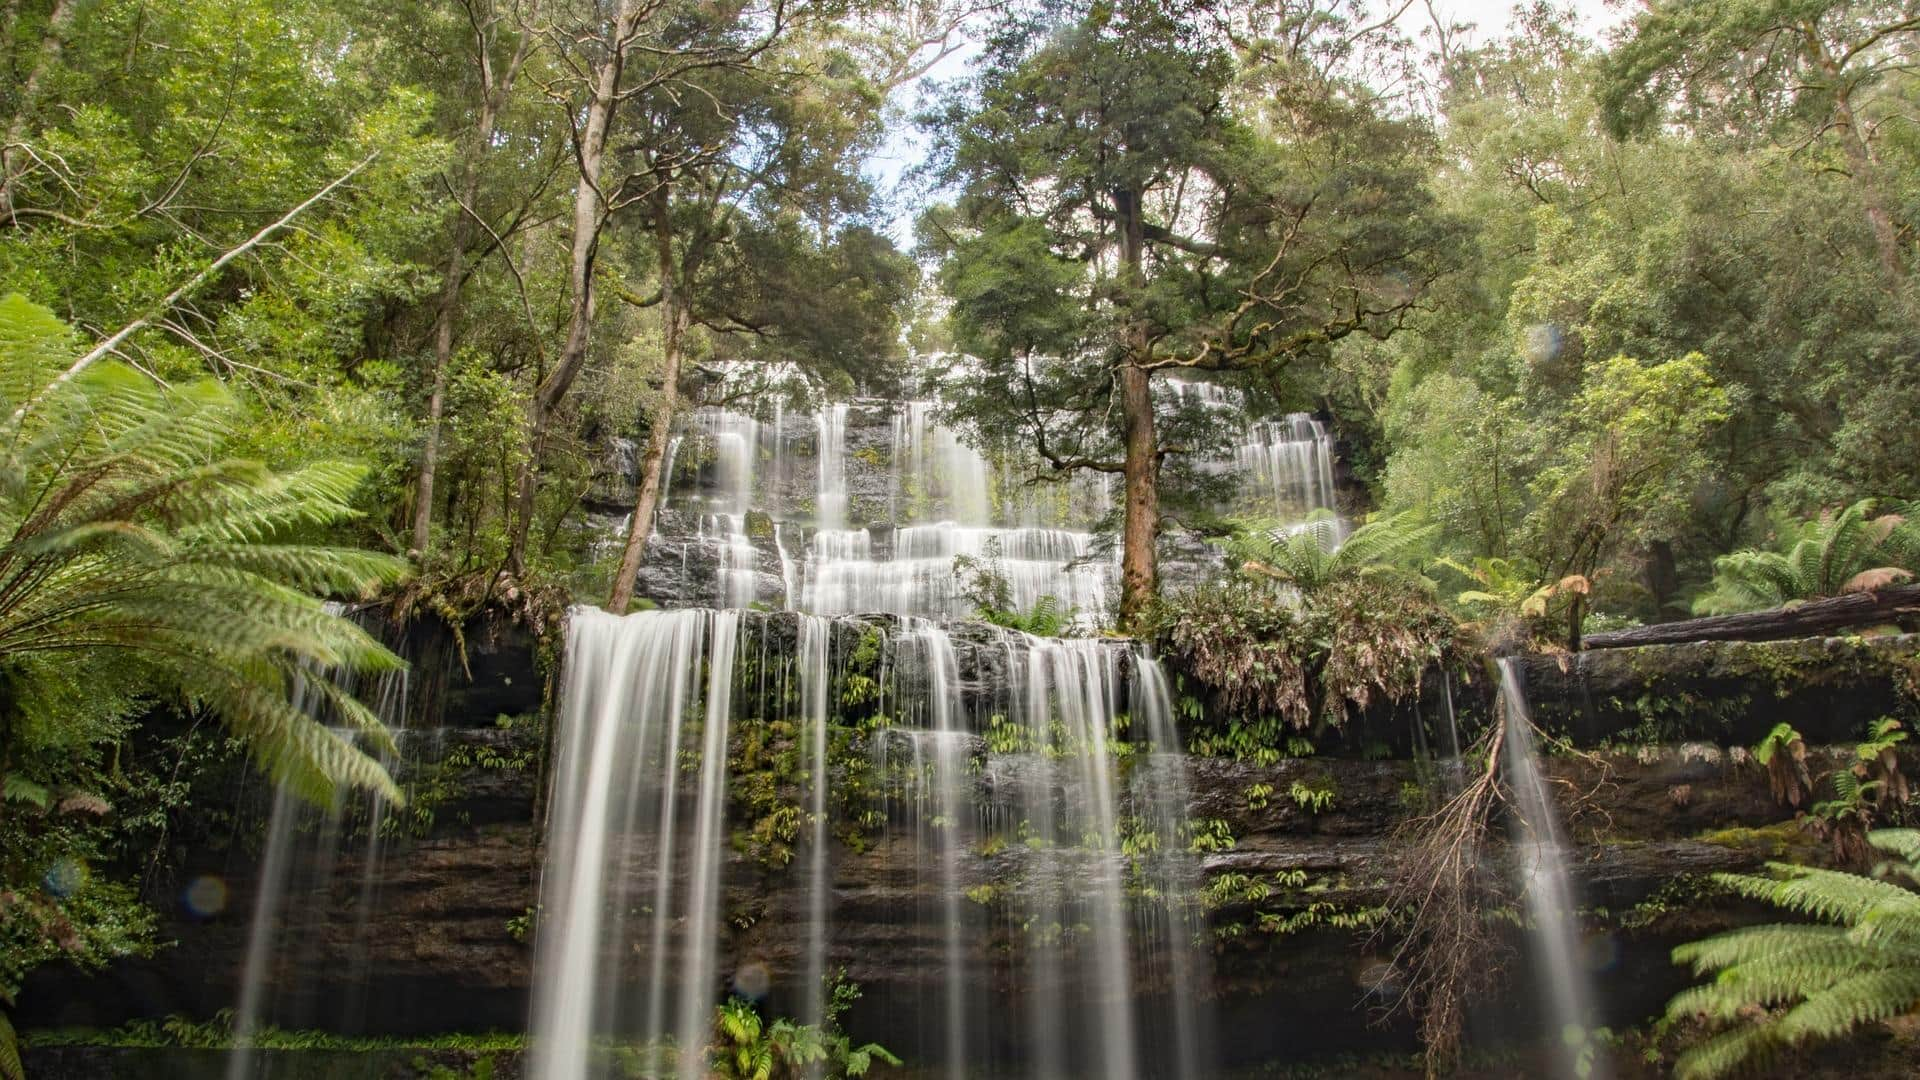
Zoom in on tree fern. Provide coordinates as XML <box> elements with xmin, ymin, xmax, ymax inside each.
<box><xmin>1665</xmin><ymin>829</ymin><xmax>1920</xmax><ymax>1078</ymax></box>
<box><xmin>1694</xmin><ymin>500</ymin><xmax>1920</xmax><ymax>614</ymax></box>
<box><xmin>1227</xmin><ymin>509</ymin><xmax>1437</xmax><ymax>594</ymax></box>
<box><xmin>0</xmin><ymin>293</ymin><xmax>406</xmax><ymax>803</ymax></box>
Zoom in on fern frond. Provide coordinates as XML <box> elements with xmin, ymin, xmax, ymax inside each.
<box><xmin>1869</xmin><ymin>829</ymin><xmax>1920</xmax><ymax>865</ymax></box>
<box><xmin>1773</xmin><ymin>967</ymin><xmax>1920</xmax><ymax>1041</ymax></box>
<box><xmin>1667</xmin><ymin>828</ymin><xmax>1920</xmax><ymax>1077</ymax></box>
<box><xmin>0</xmin><ymin>1006</ymin><xmax>22</xmax><ymax>1080</ymax></box>
<box><xmin>1672</xmin><ymin>1021</ymin><xmax>1781</xmax><ymax>1080</ymax></box>
<box><xmin>1710</xmin><ymin>865</ymin><xmax>1920</xmax><ymax>928</ymax></box>
<box><xmin>0</xmin><ymin>298</ymin><xmax>405</xmax><ymax>805</ymax></box>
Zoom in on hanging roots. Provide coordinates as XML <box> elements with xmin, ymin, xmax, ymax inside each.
<box><xmin>1370</xmin><ymin>721</ymin><xmax>1512</xmax><ymax>1076</ymax></box>
<box><xmin>1369</xmin><ymin>709</ymin><xmax>1615</xmax><ymax>1077</ymax></box>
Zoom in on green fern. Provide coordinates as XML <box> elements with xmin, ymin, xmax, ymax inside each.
<box><xmin>1226</xmin><ymin>509</ymin><xmax>1437</xmax><ymax>594</ymax></box>
<box><xmin>0</xmin><ymin>293</ymin><xmax>407</xmax><ymax>804</ymax></box>
<box><xmin>1694</xmin><ymin>500</ymin><xmax>1920</xmax><ymax>615</ymax></box>
<box><xmin>1665</xmin><ymin>829</ymin><xmax>1920</xmax><ymax>1078</ymax></box>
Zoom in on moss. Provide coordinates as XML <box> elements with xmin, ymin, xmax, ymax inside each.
<box><xmin>1695</xmin><ymin>820</ymin><xmax>1819</xmax><ymax>859</ymax></box>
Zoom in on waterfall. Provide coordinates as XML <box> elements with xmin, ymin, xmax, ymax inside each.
<box><xmin>800</xmin><ymin>522</ymin><xmax>1111</xmax><ymax>621</ymax></box>
<box><xmin>1133</xmin><ymin>656</ymin><xmax>1209</xmax><ymax>1080</ymax></box>
<box><xmin>226</xmin><ymin>782</ymin><xmax>299</xmax><ymax>1080</ymax></box>
<box><xmin>541</xmin><ymin>385</ymin><xmax>1218</xmax><ymax>1077</ymax></box>
<box><xmin>225</xmin><ymin>623</ymin><xmax>410</xmax><ymax>1080</ymax></box>
<box><xmin>798</xmin><ymin>615</ymin><xmax>833</xmax><ymax>1035</ymax></box>
<box><xmin>534</xmin><ymin>608</ymin><xmax>1212</xmax><ymax>1078</ymax></box>
<box><xmin>1238</xmin><ymin>415</ymin><xmax>1338</xmax><ymax>522</ymax></box>
<box><xmin>892</xmin><ymin>400</ymin><xmax>990</xmax><ymax>524</ymax></box>
<box><xmin>528</xmin><ymin>607</ymin><xmax>737</xmax><ymax>1079</ymax></box>
<box><xmin>816</xmin><ymin>403</ymin><xmax>849</xmax><ymax>532</ymax></box>
<box><xmin>1496</xmin><ymin>658</ymin><xmax>1603</xmax><ymax>1079</ymax></box>
<box><xmin>1163</xmin><ymin>379</ymin><xmax>1340</xmax><ymax>526</ymax></box>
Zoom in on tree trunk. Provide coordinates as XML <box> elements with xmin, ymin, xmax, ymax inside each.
<box><xmin>0</xmin><ymin>0</ymin><xmax>76</xmax><ymax>226</ymax></box>
<box><xmin>1581</xmin><ymin>584</ymin><xmax>1920</xmax><ymax>650</ymax></box>
<box><xmin>607</xmin><ymin>186</ymin><xmax>685</xmax><ymax>614</ymax></box>
<box><xmin>411</xmin><ymin>100</ymin><xmax>496</xmax><ymax>559</ymax></box>
<box><xmin>1806</xmin><ymin>30</ymin><xmax>1905</xmax><ymax>280</ymax></box>
<box><xmin>413</xmin><ymin>7</ymin><xmax>539</xmax><ymax>560</ymax></box>
<box><xmin>505</xmin><ymin>0</ymin><xmax>643</xmax><ymax>573</ymax></box>
<box><xmin>1114</xmin><ymin>188</ymin><xmax>1159</xmax><ymax>630</ymax></box>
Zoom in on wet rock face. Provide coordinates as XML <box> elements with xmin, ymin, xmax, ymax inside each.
<box><xmin>26</xmin><ymin>621</ymin><xmax>1919</xmax><ymax>1074</ymax></box>
<box><xmin>1514</xmin><ymin>634</ymin><xmax>1920</xmax><ymax>745</ymax></box>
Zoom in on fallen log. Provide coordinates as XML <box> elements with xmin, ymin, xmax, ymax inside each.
<box><xmin>1582</xmin><ymin>585</ymin><xmax>1920</xmax><ymax>650</ymax></box>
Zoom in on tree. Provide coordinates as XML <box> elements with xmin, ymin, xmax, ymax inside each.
<box><xmin>504</xmin><ymin>0</ymin><xmax>818</xmax><ymax>573</ymax></box>
<box><xmin>1376</xmin><ymin>9</ymin><xmax>1920</xmax><ymax>624</ymax></box>
<box><xmin>1663</xmin><ymin>828</ymin><xmax>1920</xmax><ymax>1079</ymax></box>
<box><xmin>1520</xmin><ymin>354</ymin><xmax>1730</xmax><ymax>641</ymax></box>
<box><xmin>603</xmin><ymin>14</ymin><xmax>918</xmax><ymax>611</ymax></box>
<box><xmin>1598</xmin><ymin>0</ymin><xmax>1920</xmax><ymax>279</ymax></box>
<box><xmin>929</xmin><ymin>0</ymin><xmax>1455</xmax><ymax>627</ymax></box>
<box><xmin>408</xmin><ymin>0</ymin><xmax>548</xmax><ymax>560</ymax></box>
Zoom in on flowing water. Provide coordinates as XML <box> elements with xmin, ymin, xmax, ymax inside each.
<box><xmin>530</xmin><ymin>393</ymin><xmax>1233</xmax><ymax>1077</ymax></box>
<box><xmin>1164</xmin><ymin>379</ymin><xmax>1341</xmax><ymax>527</ymax></box>
<box><xmin>225</xmin><ymin>618</ymin><xmax>411</xmax><ymax>1080</ymax></box>
<box><xmin>1496</xmin><ymin>658</ymin><xmax>1604</xmax><ymax>1079</ymax></box>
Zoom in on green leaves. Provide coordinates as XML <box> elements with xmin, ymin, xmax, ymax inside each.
<box><xmin>1694</xmin><ymin>499</ymin><xmax>1920</xmax><ymax>614</ymax></box>
<box><xmin>1665</xmin><ymin>830</ymin><xmax>1920</xmax><ymax>1078</ymax></box>
<box><xmin>0</xmin><ymin>295</ymin><xmax>407</xmax><ymax>805</ymax></box>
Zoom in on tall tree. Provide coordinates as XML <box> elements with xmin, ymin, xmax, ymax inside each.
<box><xmin>603</xmin><ymin>18</ymin><xmax>920</xmax><ymax>612</ymax></box>
<box><xmin>929</xmin><ymin>0</ymin><xmax>1454</xmax><ymax>626</ymax></box>
<box><xmin>410</xmin><ymin>0</ymin><xmax>547</xmax><ymax>559</ymax></box>
<box><xmin>504</xmin><ymin>0</ymin><xmax>812</xmax><ymax>573</ymax></box>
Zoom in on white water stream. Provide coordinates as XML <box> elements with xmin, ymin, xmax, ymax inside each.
<box><xmin>1497</xmin><ymin>658</ymin><xmax>1605</xmax><ymax>1079</ymax></box>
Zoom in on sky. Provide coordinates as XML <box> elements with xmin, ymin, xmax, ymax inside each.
<box><xmin>865</xmin><ymin>0</ymin><xmax>1639</xmax><ymax>244</ymax></box>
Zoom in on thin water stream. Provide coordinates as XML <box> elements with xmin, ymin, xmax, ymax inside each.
<box><xmin>1497</xmin><ymin>657</ymin><xmax>1605</xmax><ymax>1080</ymax></box>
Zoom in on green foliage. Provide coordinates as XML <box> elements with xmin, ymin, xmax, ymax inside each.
<box><xmin>1150</xmin><ymin>534</ymin><xmax>1459</xmax><ymax>745</ymax></box>
<box><xmin>1288</xmin><ymin>778</ymin><xmax>1337</xmax><ymax>815</ymax></box>
<box><xmin>0</xmin><ymin>297</ymin><xmax>409</xmax><ymax>1067</ymax></box>
<box><xmin>1187</xmin><ymin>817</ymin><xmax>1235</xmax><ymax>854</ymax></box>
<box><xmin>1664</xmin><ymin>830</ymin><xmax>1920</xmax><ymax>1079</ymax></box>
<box><xmin>710</xmin><ymin>978</ymin><xmax>899</xmax><ymax>1080</ymax></box>
<box><xmin>1227</xmin><ymin>511</ymin><xmax>1437</xmax><ymax>594</ymax></box>
<box><xmin>0</xmin><ymin>295</ymin><xmax>408</xmax><ymax>803</ymax></box>
<box><xmin>1694</xmin><ymin>500</ymin><xmax>1920</xmax><ymax>614</ymax></box>
<box><xmin>1754</xmin><ymin>723</ymin><xmax>1811</xmax><ymax>808</ymax></box>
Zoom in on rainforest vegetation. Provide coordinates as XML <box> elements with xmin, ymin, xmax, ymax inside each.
<box><xmin>3</xmin><ymin>0</ymin><xmax>1920</xmax><ymax>1076</ymax></box>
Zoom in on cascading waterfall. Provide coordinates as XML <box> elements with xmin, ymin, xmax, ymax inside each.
<box><xmin>528</xmin><ymin>607</ymin><xmax>740</xmax><ymax>1079</ymax></box>
<box><xmin>892</xmin><ymin>400</ymin><xmax>989</xmax><ymax>524</ymax></box>
<box><xmin>1164</xmin><ymin>379</ymin><xmax>1340</xmax><ymax>526</ymax></box>
<box><xmin>798</xmin><ymin>615</ymin><xmax>833</xmax><ymax>1035</ymax></box>
<box><xmin>541</xmin><ymin>385</ymin><xmax>1216</xmax><ymax>1078</ymax></box>
<box><xmin>800</xmin><ymin>523</ymin><xmax>1110</xmax><ymax>621</ymax></box>
<box><xmin>1497</xmin><ymin>658</ymin><xmax>1604</xmax><ymax>1079</ymax></box>
<box><xmin>533</xmin><ymin>609</ymin><xmax>1214</xmax><ymax>1079</ymax></box>
<box><xmin>1132</xmin><ymin>657</ymin><xmax>1208</xmax><ymax>1080</ymax></box>
<box><xmin>1238</xmin><ymin>415</ymin><xmax>1338</xmax><ymax>522</ymax></box>
<box><xmin>815</xmin><ymin>403</ymin><xmax>849</xmax><ymax>533</ymax></box>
